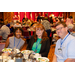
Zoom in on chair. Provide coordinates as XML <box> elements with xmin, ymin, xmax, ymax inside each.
<box><xmin>23</xmin><ymin>30</ymin><xmax>30</xmax><ymax>39</ymax></box>
<box><xmin>7</xmin><ymin>33</ymin><xmax>13</xmax><ymax>38</ymax></box>
<box><xmin>25</xmin><ymin>26</ymin><xmax>29</xmax><ymax>30</ymax></box>
<box><xmin>23</xmin><ymin>30</ymin><xmax>30</xmax><ymax>44</ymax></box>
<box><xmin>0</xmin><ymin>36</ymin><xmax>2</xmax><ymax>40</ymax></box>
<box><xmin>22</xmin><ymin>27</ymin><xmax>26</xmax><ymax>30</ymax></box>
<box><xmin>0</xmin><ymin>43</ymin><xmax>5</xmax><ymax>52</ymax></box>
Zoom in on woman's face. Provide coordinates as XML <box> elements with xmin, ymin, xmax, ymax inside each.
<box><xmin>36</xmin><ymin>28</ymin><xmax>44</xmax><ymax>38</ymax></box>
<box><xmin>15</xmin><ymin>29</ymin><xmax>22</xmax><ymax>39</ymax></box>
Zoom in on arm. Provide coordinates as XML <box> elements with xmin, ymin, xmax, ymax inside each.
<box><xmin>40</xmin><ymin>39</ymin><xmax>50</xmax><ymax>57</ymax></box>
<box><xmin>66</xmin><ymin>39</ymin><xmax>75</xmax><ymax>62</ymax></box>
<box><xmin>5</xmin><ymin>38</ymin><xmax>9</xmax><ymax>48</ymax></box>
<box><xmin>64</xmin><ymin>58</ymin><xmax>75</xmax><ymax>62</ymax></box>
<box><xmin>20</xmin><ymin>42</ymin><xmax>25</xmax><ymax>51</ymax></box>
<box><xmin>52</xmin><ymin>54</ymin><xmax>57</xmax><ymax>62</ymax></box>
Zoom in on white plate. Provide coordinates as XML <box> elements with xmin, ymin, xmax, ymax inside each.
<box><xmin>21</xmin><ymin>50</ymin><xmax>33</xmax><ymax>54</ymax></box>
<box><xmin>37</xmin><ymin>57</ymin><xmax>49</xmax><ymax>62</ymax></box>
<box><xmin>2</xmin><ymin>48</ymin><xmax>12</xmax><ymax>53</ymax></box>
<box><xmin>16</xmin><ymin>49</ymin><xmax>20</xmax><ymax>53</ymax></box>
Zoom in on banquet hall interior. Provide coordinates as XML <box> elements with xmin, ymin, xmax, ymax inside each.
<box><xmin>0</xmin><ymin>12</ymin><xmax>75</xmax><ymax>62</ymax></box>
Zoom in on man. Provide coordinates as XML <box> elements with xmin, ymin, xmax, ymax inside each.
<box><xmin>52</xmin><ymin>22</ymin><xmax>75</xmax><ymax>62</ymax></box>
<box><xmin>66</xmin><ymin>16</ymin><xmax>73</xmax><ymax>26</ymax></box>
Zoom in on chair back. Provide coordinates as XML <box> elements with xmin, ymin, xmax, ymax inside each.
<box><xmin>25</xmin><ymin>26</ymin><xmax>29</xmax><ymax>30</ymax></box>
<box><xmin>22</xmin><ymin>27</ymin><xmax>26</xmax><ymax>30</ymax></box>
<box><xmin>8</xmin><ymin>33</ymin><xmax>13</xmax><ymax>38</ymax></box>
<box><xmin>23</xmin><ymin>30</ymin><xmax>30</xmax><ymax>39</ymax></box>
<box><xmin>0</xmin><ymin>36</ymin><xmax>2</xmax><ymax>40</ymax></box>
<box><xmin>0</xmin><ymin>43</ymin><xmax>5</xmax><ymax>52</ymax></box>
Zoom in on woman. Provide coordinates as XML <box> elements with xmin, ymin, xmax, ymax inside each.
<box><xmin>27</xmin><ymin>24</ymin><xmax>50</xmax><ymax>57</ymax></box>
<box><xmin>5</xmin><ymin>27</ymin><xmax>25</xmax><ymax>50</ymax></box>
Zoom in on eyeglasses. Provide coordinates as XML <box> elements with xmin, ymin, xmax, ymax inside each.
<box><xmin>56</xmin><ymin>27</ymin><xmax>64</xmax><ymax>31</ymax></box>
<box><xmin>36</xmin><ymin>30</ymin><xmax>42</xmax><ymax>32</ymax></box>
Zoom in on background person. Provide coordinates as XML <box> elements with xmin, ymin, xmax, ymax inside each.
<box><xmin>13</xmin><ymin>21</ymin><xmax>22</xmax><ymax>28</ymax></box>
<box><xmin>0</xmin><ymin>21</ymin><xmax>10</xmax><ymax>41</ymax></box>
<box><xmin>41</xmin><ymin>19</ymin><xmax>51</xmax><ymax>37</ymax></box>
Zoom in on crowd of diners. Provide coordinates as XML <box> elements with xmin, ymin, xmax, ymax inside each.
<box><xmin>0</xmin><ymin>15</ymin><xmax>75</xmax><ymax>62</ymax></box>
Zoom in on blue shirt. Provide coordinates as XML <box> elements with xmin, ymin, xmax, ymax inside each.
<box><xmin>55</xmin><ymin>34</ymin><xmax>75</xmax><ymax>62</ymax></box>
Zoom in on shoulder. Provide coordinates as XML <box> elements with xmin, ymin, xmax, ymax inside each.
<box><xmin>43</xmin><ymin>38</ymin><xmax>50</xmax><ymax>43</ymax></box>
<box><xmin>9</xmin><ymin>36</ymin><xmax>14</xmax><ymax>40</ymax></box>
<box><xmin>30</xmin><ymin>35</ymin><xmax>34</xmax><ymax>39</ymax></box>
<box><xmin>21</xmin><ymin>38</ymin><xmax>25</xmax><ymax>42</ymax></box>
<box><xmin>67</xmin><ymin>34</ymin><xmax>75</xmax><ymax>41</ymax></box>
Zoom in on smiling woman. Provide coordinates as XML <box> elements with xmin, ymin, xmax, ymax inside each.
<box><xmin>27</xmin><ymin>24</ymin><xmax>50</xmax><ymax>57</ymax></box>
<box><xmin>5</xmin><ymin>27</ymin><xmax>25</xmax><ymax>50</ymax></box>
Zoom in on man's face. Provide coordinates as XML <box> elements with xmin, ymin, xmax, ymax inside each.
<box><xmin>56</xmin><ymin>24</ymin><xmax>68</xmax><ymax>39</ymax></box>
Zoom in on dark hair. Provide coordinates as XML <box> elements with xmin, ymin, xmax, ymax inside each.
<box><xmin>56</xmin><ymin>22</ymin><xmax>67</xmax><ymax>27</ymax></box>
<box><xmin>16</xmin><ymin>21</ymin><xmax>19</xmax><ymax>23</ymax></box>
<box><xmin>13</xmin><ymin>27</ymin><xmax>23</xmax><ymax>36</ymax></box>
<box><xmin>69</xmin><ymin>16</ymin><xmax>73</xmax><ymax>19</ymax></box>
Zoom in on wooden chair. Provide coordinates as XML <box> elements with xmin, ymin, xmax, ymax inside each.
<box><xmin>0</xmin><ymin>43</ymin><xmax>5</xmax><ymax>52</ymax></box>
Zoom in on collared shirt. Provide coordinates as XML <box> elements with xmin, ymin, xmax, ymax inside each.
<box><xmin>55</xmin><ymin>34</ymin><xmax>75</xmax><ymax>62</ymax></box>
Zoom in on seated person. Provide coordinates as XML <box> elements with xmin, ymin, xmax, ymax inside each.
<box><xmin>5</xmin><ymin>27</ymin><xmax>25</xmax><ymax>50</ymax></box>
<box><xmin>27</xmin><ymin>24</ymin><xmax>50</xmax><ymax>57</ymax></box>
<box><xmin>25</xmin><ymin>18</ymin><xmax>32</xmax><ymax>27</ymax></box>
<box><xmin>66</xmin><ymin>16</ymin><xmax>73</xmax><ymax>26</ymax></box>
<box><xmin>30</xmin><ymin>20</ymin><xmax>34</xmax><ymax>27</ymax></box>
<box><xmin>0</xmin><ymin>22</ymin><xmax>10</xmax><ymax>41</ymax></box>
<box><xmin>68</xmin><ymin>24</ymin><xmax>75</xmax><ymax>36</ymax></box>
<box><xmin>10</xmin><ymin>20</ymin><xmax>15</xmax><ymax>26</ymax></box>
<box><xmin>41</xmin><ymin>19</ymin><xmax>51</xmax><ymax>37</ymax></box>
<box><xmin>13</xmin><ymin>21</ymin><xmax>22</xmax><ymax>28</ymax></box>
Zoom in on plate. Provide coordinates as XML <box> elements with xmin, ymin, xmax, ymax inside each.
<box><xmin>2</xmin><ymin>48</ymin><xmax>12</xmax><ymax>53</ymax></box>
<box><xmin>16</xmin><ymin>49</ymin><xmax>20</xmax><ymax>53</ymax></box>
<box><xmin>37</xmin><ymin>57</ymin><xmax>49</xmax><ymax>62</ymax></box>
<box><xmin>21</xmin><ymin>50</ymin><xmax>33</xmax><ymax>54</ymax></box>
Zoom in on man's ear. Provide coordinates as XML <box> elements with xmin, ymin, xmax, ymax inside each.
<box><xmin>65</xmin><ymin>27</ymin><xmax>68</xmax><ymax>32</ymax></box>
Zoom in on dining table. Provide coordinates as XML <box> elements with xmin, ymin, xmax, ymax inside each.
<box><xmin>0</xmin><ymin>49</ymin><xmax>50</xmax><ymax>62</ymax></box>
